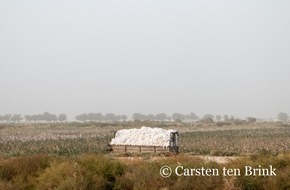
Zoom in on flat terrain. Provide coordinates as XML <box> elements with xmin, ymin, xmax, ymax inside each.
<box><xmin>0</xmin><ymin>121</ymin><xmax>289</xmax><ymax>157</ymax></box>
<box><xmin>1</xmin><ymin>121</ymin><xmax>290</xmax><ymax>189</ymax></box>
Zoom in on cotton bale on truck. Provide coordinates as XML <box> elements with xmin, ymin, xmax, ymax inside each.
<box><xmin>108</xmin><ymin>127</ymin><xmax>179</xmax><ymax>154</ymax></box>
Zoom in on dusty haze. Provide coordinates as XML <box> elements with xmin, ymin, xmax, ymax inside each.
<box><xmin>1</xmin><ymin>0</ymin><xmax>290</xmax><ymax>120</ymax></box>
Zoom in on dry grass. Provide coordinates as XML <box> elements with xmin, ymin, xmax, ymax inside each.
<box><xmin>0</xmin><ymin>153</ymin><xmax>289</xmax><ymax>189</ymax></box>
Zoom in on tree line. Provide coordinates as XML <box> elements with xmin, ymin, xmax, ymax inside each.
<box><xmin>0</xmin><ymin>112</ymin><xmax>67</xmax><ymax>123</ymax></box>
<box><xmin>0</xmin><ymin>112</ymin><xmax>289</xmax><ymax>123</ymax></box>
<box><xmin>132</xmin><ymin>112</ymin><xmax>199</xmax><ymax>121</ymax></box>
<box><xmin>75</xmin><ymin>113</ymin><xmax>127</xmax><ymax>122</ymax></box>
<box><xmin>131</xmin><ymin>113</ymin><xmax>258</xmax><ymax>123</ymax></box>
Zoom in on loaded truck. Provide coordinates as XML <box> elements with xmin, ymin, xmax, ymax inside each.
<box><xmin>108</xmin><ymin>126</ymin><xmax>179</xmax><ymax>154</ymax></box>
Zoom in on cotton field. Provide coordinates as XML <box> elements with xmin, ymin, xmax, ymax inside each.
<box><xmin>0</xmin><ymin>122</ymin><xmax>289</xmax><ymax>156</ymax></box>
<box><xmin>0</xmin><ymin>125</ymin><xmax>104</xmax><ymax>143</ymax></box>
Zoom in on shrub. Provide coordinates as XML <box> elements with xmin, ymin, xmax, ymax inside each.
<box><xmin>79</xmin><ymin>155</ymin><xmax>125</xmax><ymax>190</ymax></box>
<box><xmin>35</xmin><ymin>161</ymin><xmax>81</xmax><ymax>190</ymax></box>
<box><xmin>0</xmin><ymin>155</ymin><xmax>50</xmax><ymax>189</ymax></box>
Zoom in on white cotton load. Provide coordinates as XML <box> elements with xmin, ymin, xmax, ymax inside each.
<box><xmin>110</xmin><ymin>126</ymin><xmax>176</xmax><ymax>147</ymax></box>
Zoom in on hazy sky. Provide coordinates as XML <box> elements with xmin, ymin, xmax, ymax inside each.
<box><xmin>1</xmin><ymin>0</ymin><xmax>290</xmax><ymax>119</ymax></box>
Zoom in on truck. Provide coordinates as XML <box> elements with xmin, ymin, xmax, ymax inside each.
<box><xmin>108</xmin><ymin>127</ymin><xmax>179</xmax><ymax>154</ymax></box>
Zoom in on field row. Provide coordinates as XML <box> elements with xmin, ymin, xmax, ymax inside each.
<box><xmin>1</xmin><ymin>126</ymin><xmax>289</xmax><ymax>156</ymax></box>
<box><xmin>180</xmin><ymin>128</ymin><xmax>290</xmax><ymax>155</ymax></box>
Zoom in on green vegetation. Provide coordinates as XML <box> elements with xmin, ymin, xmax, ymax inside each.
<box><xmin>0</xmin><ymin>153</ymin><xmax>290</xmax><ymax>189</ymax></box>
<box><xmin>180</xmin><ymin>128</ymin><xmax>290</xmax><ymax>155</ymax></box>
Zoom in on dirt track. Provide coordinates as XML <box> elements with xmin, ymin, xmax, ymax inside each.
<box><xmin>115</xmin><ymin>155</ymin><xmax>238</xmax><ymax>164</ymax></box>
<box><xmin>193</xmin><ymin>155</ymin><xmax>238</xmax><ymax>164</ymax></box>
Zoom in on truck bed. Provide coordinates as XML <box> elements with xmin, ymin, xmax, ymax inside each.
<box><xmin>109</xmin><ymin>144</ymin><xmax>171</xmax><ymax>153</ymax></box>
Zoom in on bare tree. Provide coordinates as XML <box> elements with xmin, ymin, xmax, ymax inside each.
<box><xmin>58</xmin><ymin>114</ymin><xmax>67</xmax><ymax>122</ymax></box>
<box><xmin>120</xmin><ymin>115</ymin><xmax>127</xmax><ymax>121</ymax></box>
<box><xmin>132</xmin><ymin>113</ymin><xmax>146</xmax><ymax>121</ymax></box>
<box><xmin>223</xmin><ymin>115</ymin><xmax>229</xmax><ymax>121</ymax></box>
<box><xmin>155</xmin><ymin>113</ymin><xmax>167</xmax><ymax>121</ymax></box>
<box><xmin>216</xmin><ymin>115</ymin><xmax>222</xmax><ymax>121</ymax></box>
<box><xmin>43</xmin><ymin>112</ymin><xmax>57</xmax><ymax>122</ymax></box>
<box><xmin>186</xmin><ymin>112</ymin><xmax>199</xmax><ymax>121</ymax></box>
<box><xmin>247</xmin><ymin>117</ymin><xmax>257</xmax><ymax>123</ymax></box>
<box><xmin>11</xmin><ymin>114</ymin><xmax>22</xmax><ymax>123</ymax></box>
<box><xmin>95</xmin><ymin>113</ymin><xmax>103</xmax><ymax>121</ymax></box>
<box><xmin>105</xmin><ymin>113</ymin><xmax>116</xmax><ymax>121</ymax></box>
<box><xmin>75</xmin><ymin>113</ymin><xmax>87</xmax><ymax>122</ymax></box>
<box><xmin>3</xmin><ymin>114</ymin><xmax>12</xmax><ymax>122</ymax></box>
<box><xmin>277</xmin><ymin>112</ymin><xmax>289</xmax><ymax>123</ymax></box>
<box><xmin>200</xmin><ymin>114</ymin><xmax>214</xmax><ymax>123</ymax></box>
<box><xmin>172</xmin><ymin>113</ymin><xmax>186</xmax><ymax>121</ymax></box>
<box><xmin>24</xmin><ymin>115</ymin><xmax>33</xmax><ymax>122</ymax></box>
<box><xmin>203</xmin><ymin>114</ymin><xmax>214</xmax><ymax>120</ymax></box>
<box><xmin>146</xmin><ymin>114</ymin><xmax>155</xmax><ymax>121</ymax></box>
